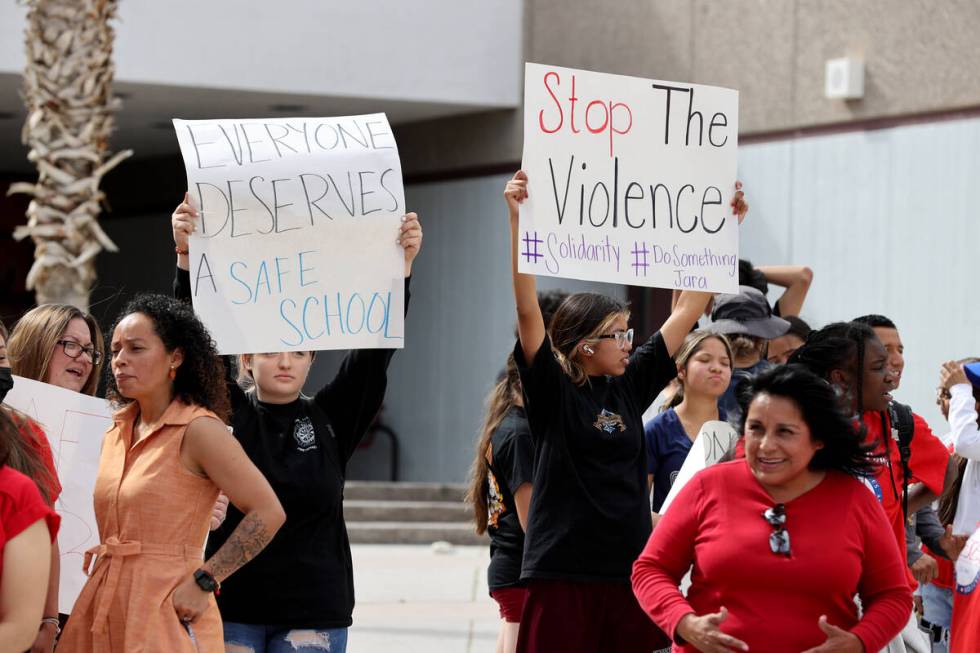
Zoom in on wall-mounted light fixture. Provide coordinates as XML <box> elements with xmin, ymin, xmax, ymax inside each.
<box><xmin>825</xmin><ymin>57</ymin><xmax>864</xmax><ymax>100</ymax></box>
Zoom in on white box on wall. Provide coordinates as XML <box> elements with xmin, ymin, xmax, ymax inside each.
<box><xmin>825</xmin><ymin>57</ymin><xmax>865</xmax><ymax>99</ymax></box>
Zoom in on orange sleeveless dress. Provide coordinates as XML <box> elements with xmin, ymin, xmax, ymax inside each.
<box><xmin>58</xmin><ymin>400</ymin><xmax>224</xmax><ymax>652</ymax></box>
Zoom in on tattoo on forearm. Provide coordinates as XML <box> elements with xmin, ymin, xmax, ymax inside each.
<box><xmin>203</xmin><ymin>511</ymin><xmax>271</xmax><ymax>582</ymax></box>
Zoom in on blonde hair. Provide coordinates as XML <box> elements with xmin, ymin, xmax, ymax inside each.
<box><xmin>7</xmin><ymin>304</ymin><xmax>104</xmax><ymax>396</ymax></box>
<box><xmin>728</xmin><ymin>334</ymin><xmax>764</xmax><ymax>362</ymax></box>
<box><xmin>667</xmin><ymin>331</ymin><xmax>734</xmax><ymax>409</ymax></box>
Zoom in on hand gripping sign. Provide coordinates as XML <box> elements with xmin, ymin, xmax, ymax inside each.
<box><xmin>173</xmin><ymin>114</ymin><xmax>405</xmax><ymax>354</ymax></box>
<box><xmin>520</xmin><ymin>63</ymin><xmax>740</xmax><ymax>293</ymax></box>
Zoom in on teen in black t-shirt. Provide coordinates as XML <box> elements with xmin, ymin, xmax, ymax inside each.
<box><xmin>502</xmin><ymin>171</ymin><xmax>747</xmax><ymax>652</ymax></box>
<box><xmin>171</xmin><ymin>197</ymin><xmax>422</xmax><ymax>653</ymax></box>
<box><xmin>467</xmin><ymin>356</ymin><xmax>534</xmax><ymax>653</ymax></box>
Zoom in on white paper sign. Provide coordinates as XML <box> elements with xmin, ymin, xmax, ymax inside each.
<box><xmin>4</xmin><ymin>376</ymin><xmax>113</xmax><ymax>614</ymax></box>
<box><xmin>659</xmin><ymin>420</ymin><xmax>738</xmax><ymax>513</ymax></box>
<box><xmin>173</xmin><ymin>114</ymin><xmax>406</xmax><ymax>354</ymax></box>
<box><xmin>956</xmin><ymin>526</ymin><xmax>980</xmax><ymax>595</ymax></box>
<box><xmin>520</xmin><ymin>63</ymin><xmax>739</xmax><ymax>292</ymax></box>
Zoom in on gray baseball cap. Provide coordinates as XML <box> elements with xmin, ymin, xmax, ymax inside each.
<box><xmin>707</xmin><ymin>286</ymin><xmax>791</xmax><ymax>340</ymax></box>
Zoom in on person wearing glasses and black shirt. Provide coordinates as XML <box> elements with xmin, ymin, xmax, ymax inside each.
<box><xmin>503</xmin><ymin>171</ymin><xmax>748</xmax><ymax>652</ymax></box>
<box><xmin>632</xmin><ymin>365</ymin><xmax>912</xmax><ymax>653</ymax></box>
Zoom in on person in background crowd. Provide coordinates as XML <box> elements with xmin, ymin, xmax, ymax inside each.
<box><xmin>767</xmin><ymin>315</ymin><xmax>812</xmax><ymax>366</ymax></box>
<box><xmin>1</xmin><ymin>318</ymin><xmax>65</xmax><ymax>653</ymax></box>
<box><xmin>57</xmin><ymin>294</ymin><xmax>285</xmax><ymax>652</ymax></box>
<box><xmin>7</xmin><ymin>304</ymin><xmax>104</xmax><ymax>397</ymax></box>
<box><xmin>937</xmin><ymin>360</ymin><xmax>980</xmax><ymax>653</ymax></box>
<box><xmin>646</xmin><ymin>331</ymin><xmax>733</xmax><ymax>521</ymax></box>
<box><xmin>0</xmin><ymin>409</ymin><xmax>60</xmax><ymax>653</ymax></box>
<box><xmin>467</xmin><ymin>291</ymin><xmax>566</xmax><ymax>653</ymax></box>
<box><xmin>503</xmin><ymin>170</ymin><xmax>748</xmax><ymax>652</ymax></box>
<box><xmin>171</xmin><ymin>194</ymin><xmax>422</xmax><ymax>653</ymax></box>
<box><xmin>738</xmin><ymin>259</ymin><xmax>814</xmax><ymax>318</ymax></box>
<box><xmin>706</xmin><ymin>287</ymin><xmax>789</xmax><ymax>418</ymax></box>
<box><xmin>632</xmin><ymin>365</ymin><xmax>911</xmax><ymax>652</ymax></box>
<box><xmin>790</xmin><ymin>321</ymin><xmax>952</xmax><ymax>651</ymax></box>
<box><xmin>853</xmin><ymin>315</ymin><xmax>905</xmax><ymax>392</ymax></box>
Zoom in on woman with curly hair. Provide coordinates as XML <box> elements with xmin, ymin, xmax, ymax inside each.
<box><xmin>57</xmin><ymin>294</ymin><xmax>285</xmax><ymax>653</ymax></box>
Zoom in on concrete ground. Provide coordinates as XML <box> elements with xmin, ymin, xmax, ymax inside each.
<box><xmin>349</xmin><ymin>544</ymin><xmax>499</xmax><ymax>652</ymax></box>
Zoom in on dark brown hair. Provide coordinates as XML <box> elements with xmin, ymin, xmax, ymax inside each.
<box><xmin>549</xmin><ymin>292</ymin><xmax>629</xmax><ymax>385</ymax></box>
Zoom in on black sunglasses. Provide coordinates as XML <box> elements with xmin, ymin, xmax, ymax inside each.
<box><xmin>762</xmin><ymin>503</ymin><xmax>791</xmax><ymax>557</ymax></box>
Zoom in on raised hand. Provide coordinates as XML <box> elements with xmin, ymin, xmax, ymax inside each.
<box><xmin>399</xmin><ymin>212</ymin><xmax>423</xmax><ymax>277</ymax></box>
<box><xmin>172</xmin><ymin>192</ymin><xmax>199</xmax><ymax>268</ymax></box>
<box><xmin>730</xmin><ymin>181</ymin><xmax>748</xmax><ymax>225</ymax></box>
<box><xmin>504</xmin><ymin>170</ymin><xmax>529</xmax><ymax>217</ymax></box>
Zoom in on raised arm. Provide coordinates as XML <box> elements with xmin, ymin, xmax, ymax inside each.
<box><xmin>172</xmin><ymin>417</ymin><xmax>285</xmax><ymax>623</ymax></box>
<box><xmin>505</xmin><ymin>171</ymin><xmax>545</xmax><ymax>363</ymax></box>
<box><xmin>756</xmin><ymin>265</ymin><xmax>813</xmax><ymax>317</ymax></box>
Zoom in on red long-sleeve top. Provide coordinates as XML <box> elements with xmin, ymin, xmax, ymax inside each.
<box><xmin>632</xmin><ymin>460</ymin><xmax>911</xmax><ymax>653</ymax></box>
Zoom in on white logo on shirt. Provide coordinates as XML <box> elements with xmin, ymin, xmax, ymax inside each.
<box><xmin>293</xmin><ymin>416</ymin><xmax>317</xmax><ymax>452</ymax></box>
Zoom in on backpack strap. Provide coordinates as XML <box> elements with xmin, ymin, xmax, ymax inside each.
<box><xmin>888</xmin><ymin>401</ymin><xmax>916</xmax><ymax>523</ymax></box>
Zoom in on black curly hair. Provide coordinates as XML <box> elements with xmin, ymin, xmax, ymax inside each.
<box><xmin>736</xmin><ymin>364</ymin><xmax>877</xmax><ymax>478</ymax></box>
<box><xmin>106</xmin><ymin>293</ymin><xmax>230</xmax><ymax>421</ymax></box>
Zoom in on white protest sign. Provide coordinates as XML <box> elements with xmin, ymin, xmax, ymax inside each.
<box><xmin>520</xmin><ymin>63</ymin><xmax>739</xmax><ymax>292</ymax></box>
<box><xmin>659</xmin><ymin>420</ymin><xmax>738</xmax><ymax>513</ymax></box>
<box><xmin>4</xmin><ymin>376</ymin><xmax>113</xmax><ymax>614</ymax></box>
<box><xmin>173</xmin><ymin>114</ymin><xmax>406</xmax><ymax>354</ymax></box>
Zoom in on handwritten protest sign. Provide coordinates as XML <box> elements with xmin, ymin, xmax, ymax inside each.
<box><xmin>173</xmin><ymin>114</ymin><xmax>405</xmax><ymax>354</ymax></box>
<box><xmin>659</xmin><ymin>420</ymin><xmax>738</xmax><ymax>513</ymax></box>
<box><xmin>5</xmin><ymin>376</ymin><xmax>113</xmax><ymax>613</ymax></box>
<box><xmin>520</xmin><ymin>63</ymin><xmax>739</xmax><ymax>292</ymax></box>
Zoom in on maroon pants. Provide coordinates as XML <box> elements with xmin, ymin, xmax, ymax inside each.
<box><xmin>516</xmin><ymin>579</ymin><xmax>671</xmax><ymax>653</ymax></box>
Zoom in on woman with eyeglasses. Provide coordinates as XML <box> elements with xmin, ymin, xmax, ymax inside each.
<box><xmin>632</xmin><ymin>365</ymin><xmax>911</xmax><ymax>653</ymax></box>
<box><xmin>5</xmin><ymin>305</ymin><xmax>103</xmax><ymax>652</ymax></box>
<box><xmin>7</xmin><ymin>304</ymin><xmax>104</xmax><ymax>397</ymax></box>
<box><xmin>503</xmin><ymin>171</ymin><xmax>747</xmax><ymax>652</ymax></box>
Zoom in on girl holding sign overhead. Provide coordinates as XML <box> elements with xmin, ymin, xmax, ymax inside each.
<box><xmin>502</xmin><ymin>170</ymin><xmax>746</xmax><ymax>652</ymax></box>
<box><xmin>170</xmin><ymin>196</ymin><xmax>422</xmax><ymax>653</ymax></box>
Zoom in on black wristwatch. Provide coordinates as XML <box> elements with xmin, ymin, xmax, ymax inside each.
<box><xmin>193</xmin><ymin>568</ymin><xmax>221</xmax><ymax>595</ymax></box>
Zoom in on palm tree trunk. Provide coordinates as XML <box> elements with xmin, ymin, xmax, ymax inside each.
<box><xmin>9</xmin><ymin>0</ymin><xmax>132</xmax><ymax>312</ymax></box>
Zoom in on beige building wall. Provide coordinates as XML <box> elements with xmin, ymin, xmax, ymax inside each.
<box><xmin>398</xmin><ymin>0</ymin><xmax>980</xmax><ymax>177</ymax></box>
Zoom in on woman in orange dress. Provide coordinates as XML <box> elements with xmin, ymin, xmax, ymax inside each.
<box><xmin>58</xmin><ymin>294</ymin><xmax>285</xmax><ymax>652</ymax></box>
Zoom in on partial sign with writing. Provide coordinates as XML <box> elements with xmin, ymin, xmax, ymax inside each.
<box><xmin>4</xmin><ymin>375</ymin><xmax>114</xmax><ymax>614</ymax></box>
<box><xmin>173</xmin><ymin>114</ymin><xmax>406</xmax><ymax>354</ymax></box>
<box><xmin>520</xmin><ymin>63</ymin><xmax>739</xmax><ymax>292</ymax></box>
<box><xmin>658</xmin><ymin>420</ymin><xmax>739</xmax><ymax>514</ymax></box>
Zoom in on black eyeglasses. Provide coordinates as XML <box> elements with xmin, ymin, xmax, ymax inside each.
<box><xmin>596</xmin><ymin>329</ymin><xmax>634</xmax><ymax>350</ymax></box>
<box><xmin>57</xmin><ymin>339</ymin><xmax>103</xmax><ymax>365</ymax></box>
<box><xmin>762</xmin><ymin>503</ymin><xmax>791</xmax><ymax>557</ymax></box>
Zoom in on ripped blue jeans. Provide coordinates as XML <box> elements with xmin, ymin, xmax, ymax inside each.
<box><xmin>223</xmin><ymin>622</ymin><xmax>348</xmax><ymax>653</ymax></box>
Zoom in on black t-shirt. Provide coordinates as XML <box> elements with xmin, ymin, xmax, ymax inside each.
<box><xmin>486</xmin><ymin>406</ymin><xmax>534</xmax><ymax>591</ymax></box>
<box><xmin>514</xmin><ymin>332</ymin><xmax>676</xmax><ymax>583</ymax></box>
<box><xmin>177</xmin><ymin>267</ymin><xmax>407</xmax><ymax>628</ymax></box>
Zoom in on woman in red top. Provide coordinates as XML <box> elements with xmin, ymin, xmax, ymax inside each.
<box><xmin>0</xmin><ymin>407</ymin><xmax>61</xmax><ymax>652</ymax></box>
<box><xmin>632</xmin><ymin>365</ymin><xmax>911</xmax><ymax>653</ymax></box>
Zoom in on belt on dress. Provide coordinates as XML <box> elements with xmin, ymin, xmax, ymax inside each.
<box><xmin>82</xmin><ymin>536</ymin><xmax>203</xmax><ymax>634</ymax></box>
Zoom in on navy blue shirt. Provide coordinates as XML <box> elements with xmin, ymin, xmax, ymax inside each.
<box><xmin>645</xmin><ymin>406</ymin><xmax>727</xmax><ymax>512</ymax></box>
<box><xmin>718</xmin><ymin>360</ymin><xmax>771</xmax><ymax>419</ymax></box>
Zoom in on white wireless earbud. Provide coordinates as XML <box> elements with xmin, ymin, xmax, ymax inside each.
<box><xmin>583</xmin><ymin>345</ymin><xmax>595</xmax><ymax>355</ymax></box>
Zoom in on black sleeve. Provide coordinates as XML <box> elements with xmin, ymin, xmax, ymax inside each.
<box><xmin>501</xmin><ymin>420</ymin><xmax>535</xmax><ymax>495</ymax></box>
<box><xmin>175</xmin><ymin>266</ymin><xmax>246</xmax><ymax>413</ymax></box>
<box><xmin>915</xmin><ymin>506</ymin><xmax>950</xmax><ymax>561</ymax></box>
<box><xmin>513</xmin><ymin>335</ymin><xmax>563</xmax><ymax>444</ymax></box>
<box><xmin>314</xmin><ymin>277</ymin><xmax>411</xmax><ymax>462</ymax></box>
<box><xmin>174</xmin><ymin>266</ymin><xmax>191</xmax><ymax>302</ymax></box>
<box><xmin>620</xmin><ymin>331</ymin><xmax>678</xmax><ymax>411</ymax></box>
